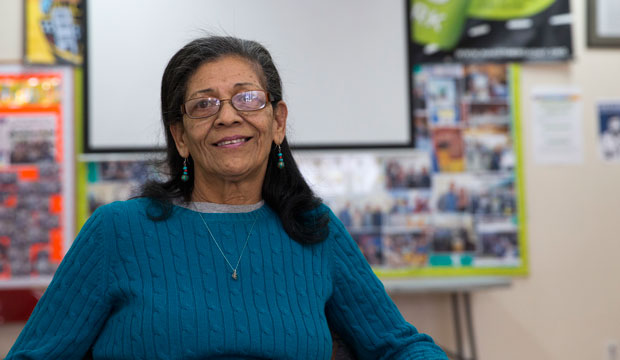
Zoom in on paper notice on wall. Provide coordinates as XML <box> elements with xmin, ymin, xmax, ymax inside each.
<box><xmin>530</xmin><ymin>87</ymin><xmax>584</xmax><ymax>164</ymax></box>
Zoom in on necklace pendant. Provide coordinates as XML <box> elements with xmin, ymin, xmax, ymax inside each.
<box><xmin>232</xmin><ymin>270</ymin><xmax>238</xmax><ymax>280</ymax></box>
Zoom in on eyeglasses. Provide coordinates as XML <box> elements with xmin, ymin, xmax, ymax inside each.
<box><xmin>181</xmin><ymin>90</ymin><xmax>271</xmax><ymax>119</ymax></box>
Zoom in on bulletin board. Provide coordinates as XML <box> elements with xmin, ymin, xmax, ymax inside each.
<box><xmin>0</xmin><ymin>67</ymin><xmax>75</xmax><ymax>288</ymax></box>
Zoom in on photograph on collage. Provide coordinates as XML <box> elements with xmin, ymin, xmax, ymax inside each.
<box><xmin>464</xmin><ymin>125</ymin><xmax>514</xmax><ymax>172</ymax></box>
<box><xmin>385</xmin><ymin>189</ymin><xmax>431</xmax><ymax>220</ymax></box>
<box><xmin>432</xmin><ymin>173</ymin><xmax>473</xmax><ymax>214</ymax></box>
<box><xmin>382</xmin><ymin>230</ymin><xmax>431</xmax><ymax>268</ymax></box>
<box><xmin>476</xmin><ymin>217</ymin><xmax>519</xmax><ymax>265</ymax></box>
<box><xmin>7</xmin><ymin>116</ymin><xmax>57</xmax><ymax>165</ymax></box>
<box><xmin>426</xmin><ymin>77</ymin><xmax>460</xmax><ymax>127</ymax></box>
<box><xmin>416</xmin><ymin>64</ymin><xmax>464</xmax><ymax>128</ymax></box>
<box><xmin>462</xmin><ymin>64</ymin><xmax>509</xmax><ymax>104</ymax></box>
<box><xmin>431</xmin><ymin>127</ymin><xmax>465</xmax><ymax>173</ymax></box>
<box><xmin>431</xmin><ymin>172</ymin><xmax>516</xmax><ymax>217</ymax></box>
<box><xmin>429</xmin><ymin>214</ymin><xmax>476</xmax><ymax>254</ymax></box>
<box><xmin>468</xmin><ymin>174</ymin><xmax>517</xmax><ymax>219</ymax></box>
<box><xmin>384</xmin><ymin>152</ymin><xmax>432</xmax><ymax>189</ymax></box>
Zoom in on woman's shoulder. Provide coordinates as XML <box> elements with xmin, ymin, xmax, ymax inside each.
<box><xmin>92</xmin><ymin>197</ymin><xmax>152</xmax><ymax>219</ymax></box>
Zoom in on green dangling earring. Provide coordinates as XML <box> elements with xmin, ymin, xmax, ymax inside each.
<box><xmin>276</xmin><ymin>144</ymin><xmax>285</xmax><ymax>169</ymax></box>
<box><xmin>181</xmin><ymin>157</ymin><xmax>189</xmax><ymax>182</ymax></box>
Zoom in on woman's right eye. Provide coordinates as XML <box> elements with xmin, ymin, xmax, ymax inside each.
<box><xmin>196</xmin><ymin>99</ymin><xmax>213</xmax><ymax>109</ymax></box>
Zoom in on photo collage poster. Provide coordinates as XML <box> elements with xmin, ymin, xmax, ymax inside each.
<box><xmin>0</xmin><ymin>68</ymin><xmax>74</xmax><ymax>286</ymax></box>
<box><xmin>296</xmin><ymin>62</ymin><xmax>525</xmax><ymax>276</ymax></box>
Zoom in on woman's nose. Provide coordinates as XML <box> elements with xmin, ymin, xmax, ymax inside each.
<box><xmin>213</xmin><ymin>100</ymin><xmax>242</xmax><ymax>127</ymax></box>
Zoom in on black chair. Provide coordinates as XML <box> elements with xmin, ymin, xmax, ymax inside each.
<box><xmin>330</xmin><ymin>329</ymin><xmax>357</xmax><ymax>360</ymax></box>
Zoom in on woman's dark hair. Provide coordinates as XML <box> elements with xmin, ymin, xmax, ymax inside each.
<box><xmin>138</xmin><ymin>36</ymin><xmax>328</xmax><ymax>244</ymax></box>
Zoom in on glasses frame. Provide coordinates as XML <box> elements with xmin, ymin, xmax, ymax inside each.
<box><xmin>181</xmin><ymin>90</ymin><xmax>272</xmax><ymax>119</ymax></box>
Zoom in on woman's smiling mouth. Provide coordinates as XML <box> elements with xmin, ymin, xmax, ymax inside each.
<box><xmin>214</xmin><ymin>136</ymin><xmax>252</xmax><ymax>147</ymax></box>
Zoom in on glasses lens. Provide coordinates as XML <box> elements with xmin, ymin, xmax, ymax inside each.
<box><xmin>231</xmin><ymin>90</ymin><xmax>267</xmax><ymax>111</ymax></box>
<box><xmin>185</xmin><ymin>97</ymin><xmax>219</xmax><ymax>118</ymax></box>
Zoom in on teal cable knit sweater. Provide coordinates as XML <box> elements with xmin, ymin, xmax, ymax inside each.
<box><xmin>7</xmin><ymin>199</ymin><xmax>447</xmax><ymax>359</ymax></box>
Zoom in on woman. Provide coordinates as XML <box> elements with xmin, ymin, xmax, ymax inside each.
<box><xmin>8</xmin><ymin>36</ymin><xmax>448</xmax><ymax>359</ymax></box>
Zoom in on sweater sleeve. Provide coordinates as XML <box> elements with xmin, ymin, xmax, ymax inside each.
<box><xmin>6</xmin><ymin>206</ymin><xmax>112</xmax><ymax>360</ymax></box>
<box><xmin>325</xmin><ymin>210</ymin><xmax>448</xmax><ymax>360</ymax></box>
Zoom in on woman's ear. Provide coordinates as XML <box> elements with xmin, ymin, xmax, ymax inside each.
<box><xmin>169</xmin><ymin>122</ymin><xmax>189</xmax><ymax>158</ymax></box>
<box><xmin>272</xmin><ymin>101</ymin><xmax>288</xmax><ymax>144</ymax></box>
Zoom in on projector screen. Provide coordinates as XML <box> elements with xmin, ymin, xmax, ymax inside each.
<box><xmin>85</xmin><ymin>0</ymin><xmax>411</xmax><ymax>152</ymax></box>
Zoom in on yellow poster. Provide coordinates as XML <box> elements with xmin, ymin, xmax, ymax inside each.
<box><xmin>25</xmin><ymin>0</ymin><xmax>84</xmax><ymax>66</ymax></box>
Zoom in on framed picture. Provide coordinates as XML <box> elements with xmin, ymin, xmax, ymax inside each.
<box><xmin>587</xmin><ymin>0</ymin><xmax>620</xmax><ymax>47</ymax></box>
<box><xmin>24</xmin><ymin>0</ymin><xmax>85</xmax><ymax>65</ymax></box>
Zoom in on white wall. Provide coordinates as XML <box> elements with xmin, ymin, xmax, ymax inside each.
<box><xmin>1</xmin><ymin>0</ymin><xmax>620</xmax><ymax>359</ymax></box>
<box><xmin>0</xmin><ymin>0</ymin><xmax>21</xmax><ymax>63</ymax></box>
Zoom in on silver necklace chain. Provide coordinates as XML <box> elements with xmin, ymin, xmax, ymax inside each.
<box><xmin>195</xmin><ymin>209</ymin><xmax>258</xmax><ymax>280</ymax></box>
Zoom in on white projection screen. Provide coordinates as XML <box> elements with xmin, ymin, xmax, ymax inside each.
<box><xmin>85</xmin><ymin>0</ymin><xmax>412</xmax><ymax>152</ymax></box>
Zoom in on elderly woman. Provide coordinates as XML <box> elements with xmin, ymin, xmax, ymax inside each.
<box><xmin>7</xmin><ymin>36</ymin><xmax>448</xmax><ymax>359</ymax></box>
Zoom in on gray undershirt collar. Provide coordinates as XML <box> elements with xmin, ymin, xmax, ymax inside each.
<box><xmin>177</xmin><ymin>199</ymin><xmax>265</xmax><ymax>213</ymax></box>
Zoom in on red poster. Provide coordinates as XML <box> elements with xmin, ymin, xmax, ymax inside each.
<box><xmin>0</xmin><ymin>68</ymin><xmax>74</xmax><ymax>294</ymax></box>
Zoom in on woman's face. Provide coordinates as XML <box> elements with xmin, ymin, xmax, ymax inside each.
<box><xmin>170</xmin><ymin>55</ymin><xmax>287</xmax><ymax>186</ymax></box>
